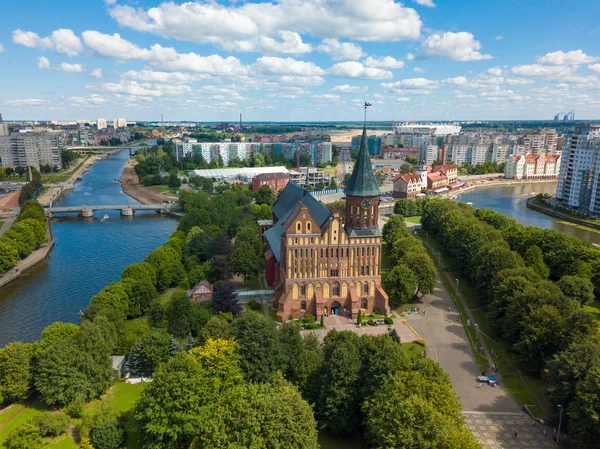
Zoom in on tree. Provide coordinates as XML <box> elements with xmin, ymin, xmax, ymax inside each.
<box><xmin>129</xmin><ymin>329</ymin><xmax>170</xmax><ymax>376</ymax></box>
<box><xmin>254</xmin><ymin>184</ymin><xmax>276</xmax><ymax>206</ymax></box>
<box><xmin>188</xmin><ymin>338</ymin><xmax>244</xmax><ymax>390</ymax></box>
<box><xmin>191</xmin><ymin>378</ymin><xmax>319</xmax><ymax>449</ymax></box>
<box><xmin>230</xmin><ymin>241</ymin><xmax>261</xmax><ymax>282</ymax></box>
<box><xmin>567</xmin><ymin>367</ymin><xmax>600</xmax><ymax>449</ymax></box>
<box><xmin>39</xmin><ymin>322</ymin><xmax>79</xmax><ymax>352</ymax></box>
<box><xmin>232</xmin><ymin>312</ymin><xmax>285</xmax><ymax>383</ymax></box>
<box><xmin>199</xmin><ymin>315</ymin><xmax>233</xmax><ymax>343</ymax></box>
<box><xmin>0</xmin><ymin>238</ymin><xmax>20</xmax><ymax>273</ymax></box>
<box><xmin>382</xmin><ymin>215</ymin><xmax>407</xmax><ymax>244</ymax></box>
<box><xmin>557</xmin><ymin>275</ymin><xmax>595</xmax><ymax>306</ymax></box>
<box><xmin>523</xmin><ymin>245</ymin><xmax>550</xmax><ymax>278</ymax></box>
<box><xmin>5</xmin><ymin>424</ymin><xmax>43</xmax><ymax>449</ymax></box>
<box><xmin>318</xmin><ymin>330</ymin><xmax>363</xmax><ymax>434</ymax></box>
<box><xmin>167</xmin><ymin>290</ymin><xmax>194</xmax><ymax>338</ymax></box>
<box><xmin>287</xmin><ymin>333</ymin><xmax>322</xmax><ymax>404</ymax></box>
<box><xmin>31</xmin><ymin>412</ymin><xmax>70</xmax><ymax>437</ymax></box>
<box><xmin>91</xmin><ymin>419</ymin><xmax>125</xmax><ymax>449</ymax></box>
<box><xmin>135</xmin><ymin>353</ymin><xmax>221</xmax><ymax>449</ymax></box>
<box><xmin>401</xmin><ymin>252</ymin><xmax>436</xmax><ymax>295</ymax></box>
<box><xmin>0</xmin><ymin>342</ymin><xmax>37</xmax><ymax>402</ymax></box>
<box><xmin>212</xmin><ymin>282</ymin><xmax>241</xmax><ymax>315</ymax></box>
<box><xmin>207</xmin><ymin>255</ymin><xmax>232</xmax><ymax>283</ymax></box>
<box><xmin>383</xmin><ymin>264</ymin><xmax>418</xmax><ymax>307</ymax></box>
<box><xmin>121</xmin><ymin>261</ymin><xmax>157</xmax><ymax>287</ymax></box>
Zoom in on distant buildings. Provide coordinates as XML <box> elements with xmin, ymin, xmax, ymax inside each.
<box><xmin>381</xmin><ymin>145</ymin><xmax>418</xmax><ymax>160</ymax></box>
<box><xmin>0</xmin><ymin>129</ymin><xmax>63</xmax><ymax>169</ymax></box>
<box><xmin>351</xmin><ymin>134</ymin><xmax>382</xmax><ymax>156</ymax></box>
<box><xmin>392</xmin><ymin>174</ymin><xmax>423</xmax><ymax>199</ymax></box>
<box><xmin>252</xmin><ymin>172</ymin><xmax>290</xmax><ymax>195</ymax></box>
<box><xmin>556</xmin><ymin>124</ymin><xmax>600</xmax><ymax>215</ymax></box>
<box><xmin>188</xmin><ymin>166</ymin><xmax>289</xmax><ymax>182</ymax></box>
<box><xmin>392</xmin><ymin>163</ymin><xmax>458</xmax><ymax>197</ymax></box>
<box><xmin>97</xmin><ymin>118</ymin><xmax>107</xmax><ymax>130</ymax></box>
<box><xmin>288</xmin><ymin>167</ymin><xmax>332</xmax><ymax>189</ymax></box>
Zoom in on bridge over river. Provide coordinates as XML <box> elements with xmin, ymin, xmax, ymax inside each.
<box><xmin>48</xmin><ymin>203</ymin><xmax>180</xmax><ymax>217</ymax></box>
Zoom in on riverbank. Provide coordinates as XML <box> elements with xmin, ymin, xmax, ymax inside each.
<box><xmin>0</xmin><ymin>218</ymin><xmax>54</xmax><ymax>289</ymax></box>
<box><xmin>449</xmin><ymin>178</ymin><xmax>557</xmax><ymax>200</ymax></box>
<box><xmin>526</xmin><ymin>197</ymin><xmax>600</xmax><ymax>232</ymax></box>
<box><xmin>118</xmin><ymin>158</ymin><xmax>177</xmax><ymax>205</ymax></box>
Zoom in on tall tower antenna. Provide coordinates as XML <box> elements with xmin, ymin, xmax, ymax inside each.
<box><xmin>364</xmin><ymin>101</ymin><xmax>372</xmax><ymax>127</ymax></box>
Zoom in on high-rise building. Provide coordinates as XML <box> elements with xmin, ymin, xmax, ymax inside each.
<box><xmin>351</xmin><ymin>134</ymin><xmax>382</xmax><ymax>156</ymax></box>
<box><xmin>0</xmin><ymin>113</ymin><xmax>8</xmax><ymax>137</ymax></box>
<box><xmin>116</xmin><ymin>118</ymin><xmax>127</xmax><ymax>128</ymax></box>
<box><xmin>556</xmin><ymin>125</ymin><xmax>600</xmax><ymax>215</ymax></box>
<box><xmin>0</xmin><ymin>130</ymin><xmax>63</xmax><ymax>169</ymax></box>
<box><xmin>97</xmin><ymin>118</ymin><xmax>107</xmax><ymax>130</ymax></box>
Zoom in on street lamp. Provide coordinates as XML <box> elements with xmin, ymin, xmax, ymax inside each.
<box><xmin>474</xmin><ymin>323</ymin><xmax>479</xmax><ymax>342</ymax></box>
<box><xmin>557</xmin><ymin>404</ymin><xmax>563</xmax><ymax>443</ymax></box>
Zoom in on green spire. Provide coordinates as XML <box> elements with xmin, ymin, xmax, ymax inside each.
<box><xmin>344</xmin><ymin>123</ymin><xmax>381</xmax><ymax>197</ymax></box>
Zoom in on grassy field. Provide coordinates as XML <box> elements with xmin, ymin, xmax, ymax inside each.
<box><xmin>266</xmin><ymin>304</ymin><xmax>278</xmax><ymax>321</ymax></box>
<box><xmin>405</xmin><ymin>215</ymin><xmax>422</xmax><ymax>224</ymax></box>
<box><xmin>0</xmin><ymin>401</ymin><xmax>52</xmax><ymax>446</ymax></box>
<box><xmin>417</xmin><ymin>230</ymin><xmax>551</xmax><ymax>413</ymax></box>
<box><xmin>402</xmin><ymin>341</ymin><xmax>425</xmax><ymax>357</ymax></box>
<box><xmin>146</xmin><ymin>185</ymin><xmax>170</xmax><ymax>194</ymax></box>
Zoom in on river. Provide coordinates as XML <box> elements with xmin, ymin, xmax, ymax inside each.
<box><xmin>455</xmin><ymin>181</ymin><xmax>600</xmax><ymax>245</ymax></box>
<box><xmin>0</xmin><ymin>151</ymin><xmax>177</xmax><ymax>346</ymax></box>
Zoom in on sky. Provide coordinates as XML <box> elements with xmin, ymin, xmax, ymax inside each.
<box><xmin>1</xmin><ymin>0</ymin><xmax>600</xmax><ymax>122</ymax></box>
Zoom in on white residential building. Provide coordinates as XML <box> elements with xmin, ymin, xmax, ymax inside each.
<box><xmin>97</xmin><ymin>118</ymin><xmax>107</xmax><ymax>130</ymax></box>
<box><xmin>0</xmin><ymin>130</ymin><xmax>63</xmax><ymax>169</ymax></box>
<box><xmin>491</xmin><ymin>144</ymin><xmax>509</xmax><ymax>164</ymax></box>
<box><xmin>556</xmin><ymin>125</ymin><xmax>600</xmax><ymax>215</ymax></box>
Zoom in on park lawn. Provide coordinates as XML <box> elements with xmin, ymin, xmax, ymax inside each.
<box><xmin>46</xmin><ymin>435</ymin><xmax>79</xmax><ymax>449</ymax></box>
<box><xmin>418</xmin><ymin>230</ymin><xmax>551</xmax><ymax>413</ymax></box>
<box><xmin>405</xmin><ymin>215</ymin><xmax>422</xmax><ymax>224</ymax></box>
<box><xmin>0</xmin><ymin>401</ymin><xmax>51</xmax><ymax>445</ymax></box>
<box><xmin>318</xmin><ymin>430</ymin><xmax>368</xmax><ymax>449</ymax></box>
<box><xmin>83</xmin><ymin>382</ymin><xmax>147</xmax><ymax>449</ymax></box>
<box><xmin>402</xmin><ymin>342</ymin><xmax>425</xmax><ymax>357</ymax></box>
<box><xmin>146</xmin><ymin>185</ymin><xmax>170</xmax><ymax>194</ymax></box>
<box><xmin>0</xmin><ymin>404</ymin><xmax>24</xmax><ymax>427</ymax></box>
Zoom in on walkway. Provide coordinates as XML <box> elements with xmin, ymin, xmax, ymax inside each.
<box><xmin>301</xmin><ymin>314</ymin><xmax>419</xmax><ymax>342</ymax></box>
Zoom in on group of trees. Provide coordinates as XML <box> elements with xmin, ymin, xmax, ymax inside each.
<box><xmin>61</xmin><ymin>149</ymin><xmax>78</xmax><ymax>169</ymax></box>
<box><xmin>394</xmin><ymin>198</ymin><xmax>426</xmax><ymax>217</ymax></box>
<box><xmin>0</xmin><ymin>200</ymin><xmax>47</xmax><ymax>274</ymax></box>
<box><xmin>381</xmin><ymin>215</ymin><xmax>436</xmax><ymax>306</ymax></box>
<box><xmin>134</xmin><ymin>141</ymin><xmax>181</xmax><ymax>188</ymax></box>
<box><xmin>18</xmin><ymin>168</ymin><xmax>44</xmax><ymax>205</ymax></box>
<box><xmin>421</xmin><ymin>198</ymin><xmax>600</xmax><ymax>447</ymax></box>
<box><xmin>135</xmin><ymin>312</ymin><xmax>480</xmax><ymax>449</ymax></box>
<box><xmin>460</xmin><ymin>161</ymin><xmax>505</xmax><ymax>175</ymax></box>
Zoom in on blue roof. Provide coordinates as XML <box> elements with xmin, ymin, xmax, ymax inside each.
<box><xmin>265</xmin><ymin>182</ymin><xmax>331</xmax><ymax>262</ymax></box>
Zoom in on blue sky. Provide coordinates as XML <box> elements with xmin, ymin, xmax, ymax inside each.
<box><xmin>1</xmin><ymin>0</ymin><xmax>600</xmax><ymax>122</ymax></box>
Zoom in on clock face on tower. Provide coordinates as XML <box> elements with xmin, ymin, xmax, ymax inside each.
<box><xmin>361</xmin><ymin>199</ymin><xmax>372</xmax><ymax>210</ymax></box>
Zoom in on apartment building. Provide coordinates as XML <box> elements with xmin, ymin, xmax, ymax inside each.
<box><xmin>556</xmin><ymin>125</ymin><xmax>600</xmax><ymax>215</ymax></box>
<box><xmin>288</xmin><ymin>167</ymin><xmax>332</xmax><ymax>189</ymax></box>
<box><xmin>0</xmin><ymin>130</ymin><xmax>63</xmax><ymax>169</ymax></box>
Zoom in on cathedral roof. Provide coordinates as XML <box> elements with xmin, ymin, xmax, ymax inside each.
<box><xmin>344</xmin><ymin>123</ymin><xmax>381</xmax><ymax>197</ymax></box>
<box><xmin>265</xmin><ymin>182</ymin><xmax>331</xmax><ymax>262</ymax></box>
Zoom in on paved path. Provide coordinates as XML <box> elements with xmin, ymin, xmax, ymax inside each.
<box><xmin>301</xmin><ymin>314</ymin><xmax>419</xmax><ymax>342</ymax></box>
<box><xmin>406</xmin><ymin>275</ymin><xmax>519</xmax><ymax>413</ymax></box>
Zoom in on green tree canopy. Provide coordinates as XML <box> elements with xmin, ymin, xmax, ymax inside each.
<box><xmin>383</xmin><ymin>264</ymin><xmax>417</xmax><ymax>307</ymax></box>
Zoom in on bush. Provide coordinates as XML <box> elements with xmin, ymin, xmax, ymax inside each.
<box><xmin>246</xmin><ymin>300</ymin><xmax>262</xmax><ymax>311</ymax></box>
<box><xmin>91</xmin><ymin>418</ymin><xmax>125</xmax><ymax>449</ymax></box>
<box><xmin>303</xmin><ymin>313</ymin><xmax>315</xmax><ymax>324</ymax></box>
<box><xmin>384</xmin><ymin>317</ymin><xmax>393</xmax><ymax>325</ymax></box>
<box><xmin>415</xmin><ymin>339</ymin><xmax>426</xmax><ymax>347</ymax></box>
<box><xmin>373</xmin><ymin>308</ymin><xmax>381</xmax><ymax>315</ymax></box>
<box><xmin>5</xmin><ymin>424</ymin><xmax>43</xmax><ymax>449</ymax></box>
<box><xmin>30</xmin><ymin>412</ymin><xmax>70</xmax><ymax>437</ymax></box>
<box><xmin>367</xmin><ymin>319</ymin><xmax>376</xmax><ymax>326</ymax></box>
<box><xmin>65</xmin><ymin>396</ymin><xmax>86</xmax><ymax>418</ymax></box>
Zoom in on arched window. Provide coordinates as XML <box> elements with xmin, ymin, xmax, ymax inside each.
<box><xmin>307</xmin><ymin>222</ymin><xmax>311</xmax><ymax>232</ymax></box>
<box><xmin>361</xmin><ymin>298</ymin><xmax>367</xmax><ymax>309</ymax></box>
<box><xmin>301</xmin><ymin>300</ymin><xmax>307</xmax><ymax>310</ymax></box>
<box><xmin>301</xmin><ymin>283</ymin><xmax>307</xmax><ymax>296</ymax></box>
<box><xmin>332</xmin><ymin>281</ymin><xmax>340</xmax><ymax>296</ymax></box>
<box><xmin>297</xmin><ymin>222</ymin><xmax>302</xmax><ymax>232</ymax></box>
<box><xmin>363</xmin><ymin>281</ymin><xmax>369</xmax><ymax>294</ymax></box>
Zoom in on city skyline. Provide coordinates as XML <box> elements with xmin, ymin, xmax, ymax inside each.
<box><xmin>1</xmin><ymin>0</ymin><xmax>600</xmax><ymax>121</ymax></box>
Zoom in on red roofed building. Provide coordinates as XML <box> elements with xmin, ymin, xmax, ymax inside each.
<box><xmin>393</xmin><ymin>174</ymin><xmax>423</xmax><ymax>198</ymax></box>
<box><xmin>426</xmin><ymin>171</ymin><xmax>448</xmax><ymax>190</ymax></box>
<box><xmin>252</xmin><ymin>172</ymin><xmax>291</xmax><ymax>195</ymax></box>
<box><xmin>505</xmin><ymin>154</ymin><xmax>560</xmax><ymax>179</ymax></box>
<box><xmin>432</xmin><ymin>164</ymin><xmax>458</xmax><ymax>183</ymax></box>
<box><xmin>187</xmin><ymin>281</ymin><xmax>213</xmax><ymax>302</ymax></box>
<box><xmin>381</xmin><ymin>145</ymin><xmax>419</xmax><ymax>160</ymax></box>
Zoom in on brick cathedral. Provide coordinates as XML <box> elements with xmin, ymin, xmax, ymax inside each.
<box><xmin>263</xmin><ymin>123</ymin><xmax>389</xmax><ymax>322</ymax></box>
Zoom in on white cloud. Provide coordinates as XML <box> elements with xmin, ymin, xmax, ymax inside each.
<box><xmin>252</xmin><ymin>56</ymin><xmax>324</xmax><ymax>75</ymax></box>
<box><xmin>413</xmin><ymin>67</ymin><xmax>425</xmax><ymax>73</ymax></box>
<box><xmin>328</xmin><ymin>61</ymin><xmax>392</xmax><ymax>79</ymax></box>
<box><xmin>406</xmin><ymin>52</ymin><xmax>415</xmax><ymax>61</ymax></box>
<box><xmin>510</xmin><ymin>64</ymin><xmax>574</xmax><ymax>79</ymax></box>
<box><xmin>331</xmin><ymin>84</ymin><xmax>368</xmax><ymax>93</ymax></box>
<box><xmin>0</xmin><ymin>44</ymin><xmax>4</xmax><ymax>54</ymax></box>
<box><xmin>537</xmin><ymin>50</ymin><xmax>596</xmax><ymax>65</ymax></box>
<box><xmin>445</xmin><ymin>76</ymin><xmax>468</xmax><ymax>86</ymax></box>
<box><xmin>121</xmin><ymin>70</ymin><xmax>208</xmax><ymax>84</ymax></box>
<box><xmin>13</xmin><ymin>29</ymin><xmax>83</xmax><ymax>57</ymax></box>
<box><xmin>279</xmin><ymin>75</ymin><xmax>324</xmax><ymax>86</ymax></box>
<box><xmin>104</xmin><ymin>0</ymin><xmax>117</xmax><ymax>5</ymax></box>
<box><xmin>69</xmin><ymin>94</ymin><xmax>107</xmax><ymax>105</ymax></box>
<box><xmin>259</xmin><ymin>31</ymin><xmax>311</xmax><ymax>55</ymax></box>
<box><xmin>363</xmin><ymin>55</ymin><xmax>404</xmax><ymax>69</ymax></box>
<box><xmin>505</xmin><ymin>78</ymin><xmax>533</xmax><ymax>85</ymax></box>
<box><xmin>413</xmin><ymin>0</ymin><xmax>435</xmax><ymax>6</ymax></box>
<box><xmin>81</xmin><ymin>31</ymin><xmax>177</xmax><ymax>62</ymax></box>
<box><xmin>156</xmin><ymin>53</ymin><xmax>246</xmax><ymax>75</ymax></box>
<box><xmin>495</xmin><ymin>35</ymin><xmax>503</xmax><ymax>40</ymax></box>
<box><xmin>487</xmin><ymin>67</ymin><xmax>503</xmax><ymax>76</ymax></box>
<box><xmin>3</xmin><ymin>98</ymin><xmax>48</xmax><ymax>106</ymax></box>
<box><xmin>108</xmin><ymin>0</ymin><xmax>422</xmax><ymax>46</ymax></box>
<box><xmin>318</xmin><ymin>38</ymin><xmax>364</xmax><ymax>61</ymax></box>
<box><xmin>396</xmin><ymin>97</ymin><xmax>410</xmax><ymax>102</ymax></box>
<box><xmin>37</xmin><ymin>56</ymin><xmax>51</xmax><ymax>69</ymax></box>
<box><xmin>96</xmin><ymin>80</ymin><xmax>191</xmax><ymax>97</ymax></box>
<box><xmin>589</xmin><ymin>64</ymin><xmax>600</xmax><ymax>74</ymax></box>
<box><xmin>312</xmin><ymin>94</ymin><xmax>340</xmax><ymax>101</ymax></box>
<box><xmin>89</xmin><ymin>68</ymin><xmax>102</xmax><ymax>79</ymax></box>
<box><xmin>419</xmin><ymin>31</ymin><xmax>492</xmax><ymax>61</ymax></box>
<box><xmin>56</xmin><ymin>62</ymin><xmax>84</xmax><ymax>73</ymax></box>
<box><xmin>382</xmin><ymin>77</ymin><xmax>438</xmax><ymax>90</ymax></box>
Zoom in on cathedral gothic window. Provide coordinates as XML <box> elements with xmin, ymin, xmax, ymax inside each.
<box><xmin>363</xmin><ymin>281</ymin><xmax>369</xmax><ymax>294</ymax></box>
<box><xmin>332</xmin><ymin>281</ymin><xmax>340</xmax><ymax>297</ymax></box>
<box><xmin>301</xmin><ymin>301</ymin><xmax>307</xmax><ymax>310</ymax></box>
<box><xmin>301</xmin><ymin>283</ymin><xmax>307</xmax><ymax>296</ymax></box>
<box><xmin>361</xmin><ymin>298</ymin><xmax>367</xmax><ymax>309</ymax></box>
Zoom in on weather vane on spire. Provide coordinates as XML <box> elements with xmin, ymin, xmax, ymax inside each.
<box><xmin>364</xmin><ymin>101</ymin><xmax>371</xmax><ymax>126</ymax></box>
